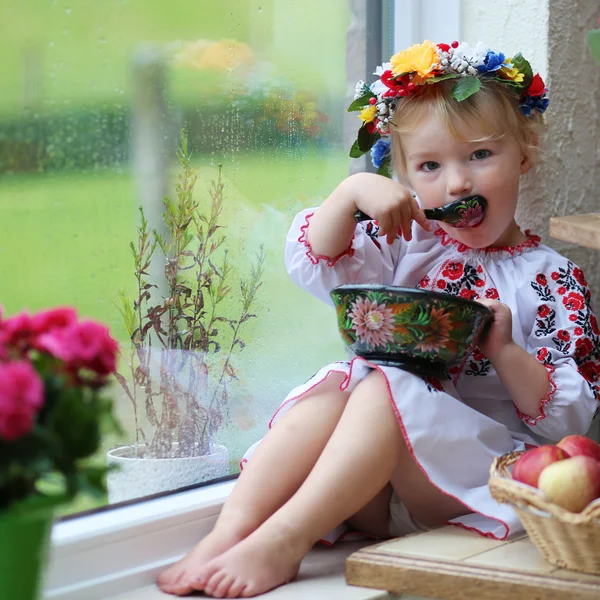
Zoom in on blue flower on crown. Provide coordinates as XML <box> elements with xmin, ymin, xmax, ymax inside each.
<box><xmin>519</xmin><ymin>94</ymin><xmax>550</xmax><ymax>116</ymax></box>
<box><xmin>370</xmin><ymin>137</ymin><xmax>391</xmax><ymax>169</ymax></box>
<box><xmin>476</xmin><ymin>51</ymin><xmax>508</xmax><ymax>73</ymax></box>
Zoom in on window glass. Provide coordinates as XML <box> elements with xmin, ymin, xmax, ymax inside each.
<box><xmin>1</xmin><ymin>1</ymin><xmax>354</xmax><ymax>512</ymax></box>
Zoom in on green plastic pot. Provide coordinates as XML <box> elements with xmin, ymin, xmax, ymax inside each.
<box><xmin>0</xmin><ymin>507</ymin><xmax>54</xmax><ymax>600</ymax></box>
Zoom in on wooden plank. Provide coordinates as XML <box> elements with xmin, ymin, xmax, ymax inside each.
<box><xmin>345</xmin><ymin>528</ymin><xmax>600</xmax><ymax>600</ymax></box>
<box><xmin>346</xmin><ymin>547</ymin><xmax>600</xmax><ymax>600</ymax></box>
<box><xmin>549</xmin><ymin>213</ymin><xmax>600</xmax><ymax>250</ymax></box>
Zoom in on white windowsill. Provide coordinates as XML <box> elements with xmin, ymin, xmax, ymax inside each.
<box><xmin>45</xmin><ymin>480</ymin><xmax>235</xmax><ymax>600</ymax></box>
<box><xmin>44</xmin><ymin>480</ymin><xmax>399</xmax><ymax>600</ymax></box>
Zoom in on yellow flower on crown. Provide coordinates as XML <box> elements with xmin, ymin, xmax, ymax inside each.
<box><xmin>359</xmin><ymin>104</ymin><xmax>377</xmax><ymax>123</ymax></box>
<box><xmin>390</xmin><ymin>40</ymin><xmax>438</xmax><ymax>84</ymax></box>
<box><xmin>499</xmin><ymin>59</ymin><xmax>525</xmax><ymax>83</ymax></box>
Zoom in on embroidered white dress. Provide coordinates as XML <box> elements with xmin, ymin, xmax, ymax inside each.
<box><xmin>243</xmin><ymin>208</ymin><xmax>600</xmax><ymax>542</ymax></box>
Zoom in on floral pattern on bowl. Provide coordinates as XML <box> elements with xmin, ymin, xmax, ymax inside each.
<box><xmin>331</xmin><ymin>284</ymin><xmax>493</xmax><ymax>377</ymax></box>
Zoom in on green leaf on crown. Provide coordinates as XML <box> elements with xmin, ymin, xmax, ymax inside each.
<box><xmin>491</xmin><ymin>76</ymin><xmax>522</xmax><ymax>88</ymax></box>
<box><xmin>450</xmin><ymin>77</ymin><xmax>481</xmax><ymax>102</ymax></box>
<box><xmin>349</xmin><ymin>139</ymin><xmax>367</xmax><ymax>158</ymax></box>
<box><xmin>510</xmin><ymin>53</ymin><xmax>533</xmax><ymax>88</ymax></box>
<box><xmin>428</xmin><ymin>73</ymin><xmax>459</xmax><ymax>83</ymax></box>
<box><xmin>347</xmin><ymin>92</ymin><xmax>376</xmax><ymax>112</ymax></box>
<box><xmin>357</xmin><ymin>125</ymin><xmax>379</xmax><ymax>152</ymax></box>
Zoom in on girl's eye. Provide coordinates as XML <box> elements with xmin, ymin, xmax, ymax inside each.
<box><xmin>472</xmin><ymin>149</ymin><xmax>490</xmax><ymax>160</ymax></box>
<box><xmin>421</xmin><ymin>161</ymin><xmax>440</xmax><ymax>172</ymax></box>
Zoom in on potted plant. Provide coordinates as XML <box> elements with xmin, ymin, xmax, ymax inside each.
<box><xmin>0</xmin><ymin>306</ymin><xmax>121</xmax><ymax>600</ymax></box>
<box><xmin>108</xmin><ymin>132</ymin><xmax>264</xmax><ymax>503</ymax></box>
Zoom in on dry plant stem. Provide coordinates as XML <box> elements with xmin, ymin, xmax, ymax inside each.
<box><xmin>115</xmin><ymin>130</ymin><xmax>265</xmax><ymax>459</ymax></box>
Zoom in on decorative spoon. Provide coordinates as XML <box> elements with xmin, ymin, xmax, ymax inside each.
<box><xmin>353</xmin><ymin>195</ymin><xmax>487</xmax><ymax>229</ymax></box>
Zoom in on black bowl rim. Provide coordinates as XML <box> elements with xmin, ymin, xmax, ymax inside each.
<box><xmin>330</xmin><ymin>284</ymin><xmax>494</xmax><ymax>320</ymax></box>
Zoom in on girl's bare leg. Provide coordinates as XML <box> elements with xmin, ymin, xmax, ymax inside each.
<box><xmin>158</xmin><ymin>377</ymin><xmax>350</xmax><ymax>595</ymax></box>
<box><xmin>196</xmin><ymin>370</ymin><xmax>470</xmax><ymax>598</ymax></box>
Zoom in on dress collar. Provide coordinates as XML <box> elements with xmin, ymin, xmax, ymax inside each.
<box><xmin>435</xmin><ymin>227</ymin><xmax>541</xmax><ymax>257</ymax></box>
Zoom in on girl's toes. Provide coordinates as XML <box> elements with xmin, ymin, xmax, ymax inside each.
<box><xmin>204</xmin><ymin>570</ymin><xmax>228</xmax><ymax>596</ymax></box>
<box><xmin>226</xmin><ymin>578</ymin><xmax>246</xmax><ymax>598</ymax></box>
<box><xmin>157</xmin><ymin>565</ymin><xmax>183</xmax><ymax>592</ymax></box>
<box><xmin>212</xmin><ymin>573</ymin><xmax>235</xmax><ymax>598</ymax></box>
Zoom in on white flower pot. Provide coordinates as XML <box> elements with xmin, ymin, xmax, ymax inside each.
<box><xmin>106</xmin><ymin>443</ymin><xmax>229</xmax><ymax>504</ymax></box>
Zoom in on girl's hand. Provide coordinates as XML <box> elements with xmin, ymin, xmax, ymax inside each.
<box><xmin>475</xmin><ymin>299</ymin><xmax>514</xmax><ymax>362</ymax></box>
<box><xmin>352</xmin><ymin>173</ymin><xmax>432</xmax><ymax>244</ymax></box>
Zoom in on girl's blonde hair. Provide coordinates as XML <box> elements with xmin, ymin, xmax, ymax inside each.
<box><xmin>390</xmin><ymin>79</ymin><xmax>545</xmax><ymax>176</ymax></box>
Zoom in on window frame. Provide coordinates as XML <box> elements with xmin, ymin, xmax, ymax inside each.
<box><xmin>45</xmin><ymin>4</ymin><xmax>461</xmax><ymax>597</ymax></box>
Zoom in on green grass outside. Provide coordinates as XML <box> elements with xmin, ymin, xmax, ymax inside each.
<box><xmin>1</xmin><ymin>148</ymin><xmax>350</xmax><ymax>515</ymax></box>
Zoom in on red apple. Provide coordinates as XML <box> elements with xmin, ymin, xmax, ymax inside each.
<box><xmin>512</xmin><ymin>445</ymin><xmax>569</xmax><ymax>488</ymax></box>
<box><xmin>557</xmin><ymin>435</ymin><xmax>600</xmax><ymax>463</ymax></box>
<box><xmin>538</xmin><ymin>456</ymin><xmax>600</xmax><ymax>512</ymax></box>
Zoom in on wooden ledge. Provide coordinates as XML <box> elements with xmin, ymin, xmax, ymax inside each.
<box><xmin>346</xmin><ymin>526</ymin><xmax>600</xmax><ymax>600</ymax></box>
<box><xmin>549</xmin><ymin>214</ymin><xmax>600</xmax><ymax>250</ymax></box>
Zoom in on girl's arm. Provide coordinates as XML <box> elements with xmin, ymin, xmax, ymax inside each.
<box><xmin>307</xmin><ymin>172</ymin><xmax>431</xmax><ymax>259</ymax></box>
<box><xmin>476</xmin><ymin>300</ymin><xmax>550</xmax><ymax>419</ymax></box>
<box><xmin>489</xmin><ymin>342</ymin><xmax>551</xmax><ymax>418</ymax></box>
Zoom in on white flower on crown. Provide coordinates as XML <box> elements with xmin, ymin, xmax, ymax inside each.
<box><xmin>374</xmin><ymin>62</ymin><xmax>392</xmax><ymax>76</ymax></box>
<box><xmin>449</xmin><ymin>42</ymin><xmax>490</xmax><ymax>76</ymax></box>
<box><xmin>354</xmin><ymin>80</ymin><xmax>369</xmax><ymax>100</ymax></box>
<box><xmin>370</xmin><ymin>79</ymin><xmax>388</xmax><ymax>97</ymax></box>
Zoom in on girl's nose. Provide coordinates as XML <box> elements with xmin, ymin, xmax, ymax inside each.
<box><xmin>446</xmin><ymin>167</ymin><xmax>472</xmax><ymax>196</ymax></box>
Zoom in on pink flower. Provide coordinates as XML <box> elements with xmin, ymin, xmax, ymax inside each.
<box><xmin>37</xmin><ymin>320</ymin><xmax>119</xmax><ymax>376</ymax></box>
<box><xmin>348</xmin><ymin>297</ymin><xmax>395</xmax><ymax>349</ymax></box>
<box><xmin>0</xmin><ymin>311</ymin><xmax>35</xmax><ymax>352</ymax></box>
<box><xmin>31</xmin><ymin>307</ymin><xmax>78</xmax><ymax>336</ymax></box>
<box><xmin>0</xmin><ymin>360</ymin><xmax>44</xmax><ymax>441</ymax></box>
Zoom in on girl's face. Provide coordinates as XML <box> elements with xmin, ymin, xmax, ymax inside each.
<box><xmin>399</xmin><ymin>112</ymin><xmax>533</xmax><ymax>248</ymax></box>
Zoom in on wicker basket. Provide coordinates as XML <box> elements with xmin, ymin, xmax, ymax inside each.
<box><xmin>489</xmin><ymin>450</ymin><xmax>600</xmax><ymax>575</ymax></box>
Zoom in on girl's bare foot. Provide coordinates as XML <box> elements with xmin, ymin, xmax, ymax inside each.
<box><xmin>187</xmin><ymin>523</ymin><xmax>309</xmax><ymax>597</ymax></box>
<box><xmin>157</xmin><ymin>526</ymin><xmax>248</xmax><ymax>596</ymax></box>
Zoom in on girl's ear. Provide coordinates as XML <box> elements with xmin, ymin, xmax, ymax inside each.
<box><xmin>520</xmin><ymin>132</ymin><xmax>539</xmax><ymax>174</ymax></box>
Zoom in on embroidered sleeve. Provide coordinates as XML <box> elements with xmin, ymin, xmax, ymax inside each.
<box><xmin>521</xmin><ymin>261</ymin><xmax>600</xmax><ymax>439</ymax></box>
<box><xmin>298</xmin><ymin>212</ymin><xmax>355</xmax><ymax>266</ymax></box>
<box><xmin>284</xmin><ymin>208</ymin><xmax>405</xmax><ymax>307</ymax></box>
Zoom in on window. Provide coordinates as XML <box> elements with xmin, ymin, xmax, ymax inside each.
<box><xmin>1</xmin><ymin>1</ymin><xmax>358</xmax><ymax>513</ymax></box>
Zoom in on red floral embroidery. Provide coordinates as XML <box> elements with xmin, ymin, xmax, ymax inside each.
<box><xmin>575</xmin><ymin>337</ymin><xmax>594</xmax><ymax>359</ymax></box>
<box><xmin>435</xmin><ymin>227</ymin><xmax>541</xmax><ymax>255</ymax></box>
<box><xmin>485</xmin><ymin>288</ymin><xmax>499</xmax><ymax>299</ymax></box>
<box><xmin>459</xmin><ymin>289</ymin><xmax>478</xmax><ymax>300</ymax></box>
<box><xmin>298</xmin><ymin>212</ymin><xmax>355</xmax><ymax>267</ymax></box>
<box><xmin>580</xmin><ymin>361</ymin><xmax>600</xmax><ymax>383</ymax></box>
<box><xmin>442</xmin><ymin>262</ymin><xmax>464</xmax><ymax>280</ymax></box>
<box><xmin>573</xmin><ymin>268</ymin><xmax>587</xmax><ymax>286</ymax></box>
<box><xmin>538</xmin><ymin>305</ymin><xmax>550</xmax><ymax>318</ymax></box>
<box><xmin>418</xmin><ymin>275</ymin><xmax>430</xmax><ymax>288</ymax></box>
<box><xmin>531</xmin><ymin>260</ymin><xmax>600</xmax><ymax>404</ymax></box>
<box><xmin>563</xmin><ymin>291</ymin><xmax>585</xmax><ymax>311</ymax></box>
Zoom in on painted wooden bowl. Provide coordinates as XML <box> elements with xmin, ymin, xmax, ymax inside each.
<box><xmin>330</xmin><ymin>284</ymin><xmax>494</xmax><ymax>377</ymax></box>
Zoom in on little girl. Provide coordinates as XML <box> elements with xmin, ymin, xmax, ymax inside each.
<box><xmin>159</xmin><ymin>40</ymin><xmax>600</xmax><ymax>598</ymax></box>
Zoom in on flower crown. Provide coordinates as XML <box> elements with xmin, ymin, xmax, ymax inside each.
<box><xmin>348</xmin><ymin>40</ymin><xmax>550</xmax><ymax>177</ymax></box>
